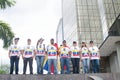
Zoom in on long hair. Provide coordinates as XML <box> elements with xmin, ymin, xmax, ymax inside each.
<box><xmin>81</xmin><ymin>42</ymin><xmax>87</xmax><ymax>48</ymax></box>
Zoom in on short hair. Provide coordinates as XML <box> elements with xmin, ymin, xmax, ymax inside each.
<box><xmin>27</xmin><ymin>39</ymin><xmax>31</xmax><ymax>41</ymax></box>
<box><xmin>82</xmin><ymin>42</ymin><xmax>85</xmax><ymax>44</ymax></box>
<box><xmin>90</xmin><ymin>41</ymin><xmax>93</xmax><ymax>43</ymax></box>
<box><xmin>51</xmin><ymin>38</ymin><xmax>54</xmax><ymax>41</ymax></box>
<box><xmin>73</xmin><ymin>41</ymin><xmax>77</xmax><ymax>44</ymax></box>
<box><xmin>63</xmin><ymin>40</ymin><xmax>66</xmax><ymax>43</ymax></box>
<box><xmin>60</xmin><ymin>45</ymin><xmax>62</xmax><ymax>46</ymax></box>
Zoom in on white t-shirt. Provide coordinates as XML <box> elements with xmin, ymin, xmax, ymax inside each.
<box><xmin>89</xmin><ymin>46</ymin><xmax>100</xmax><ymax>60</ymax></box>
<box><xmin>70</xmin><ymin>46</ymin><xmax>80</xmax><ymax>58</ymax></box>
<box><xmin>23</xmin><ymin>45</ymin><xmax>35</xmax><ymax>58</ymax></box>
<box><xmin>59</xmin><ymin>46</ymin><xmax>70</xmax><ymax>58</ymax></box>
<box><xmin>81</xmin><ymin>47</ymin><xmax>90</xmax><ymax>59</ymax></box>
<box><xmin>46</xmin><ymin>44</ymin><xmax>57</xmax><ymax>59</ymax></box>
<box><xmin>9</xmin><ymin>44</ymin><xmax>21</xmax><ymax>57</ymax></box>
<box><xmin>36</xmin><ymin>44</ymin><xmax>45</xmax><ymax>56</ymax></box>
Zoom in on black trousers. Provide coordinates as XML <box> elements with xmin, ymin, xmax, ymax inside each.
<box><xmin>23</xmin><ymin>57</ymin><xmax>33</xmax><ymax>74</ymax></box>
<box><xmin>10</xmin><ymin>56</ymin><xmax>19</xmax><ymax>74</ymax></box>
<box><xmin>71</xmin><ymin>58</ymin><xmax>80</xmax><ymax>74</ymax></box>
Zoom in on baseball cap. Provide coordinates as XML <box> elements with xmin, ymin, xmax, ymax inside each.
<box><xmin>14</xmin><ymin>38</ymin><xmax>19</xmax><ymax>40</ymax></box>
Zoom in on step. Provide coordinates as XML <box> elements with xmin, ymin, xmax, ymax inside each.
<box><xmin>0</xmin><ymin>73</ymin><xmax>119</xmax><ymax>80</ymax></box>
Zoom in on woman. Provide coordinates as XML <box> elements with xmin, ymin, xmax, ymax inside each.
<box><xmin>36</xmin><ymin>38</ymin><xmax>45</xmax><ymax>74</ymax></box>
<box><xmin>81</xmin><ymin>42</ymin><xmax>90</xmax><ymax>73</ymax></box>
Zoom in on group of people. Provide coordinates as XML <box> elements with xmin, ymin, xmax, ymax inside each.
<box><xmin>8</xmin><ymin>37</ymin><xmax>100</xmax><ymax>74</ymax></box>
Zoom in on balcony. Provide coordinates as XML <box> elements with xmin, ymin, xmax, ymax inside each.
<box><xmin>100</xmin><ymin>13</ymin><xmax>120</xmax><ymax>56</ymax></box>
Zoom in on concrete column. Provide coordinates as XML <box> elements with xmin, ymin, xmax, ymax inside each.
<box><xmin>115</xmin><ymin>41</ymin><xmax>120</xmax><ymax>72</ymax></box>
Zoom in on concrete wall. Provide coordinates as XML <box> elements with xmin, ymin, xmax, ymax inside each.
<box><xmin>109</xmin><ymin>52</ymin><xmax>119</xmax><ymax>73</ymax></box>
<box><xmin>0</xmin><ymin>73</ymin><xmax>120</xmax><ymax>80</ymax></box>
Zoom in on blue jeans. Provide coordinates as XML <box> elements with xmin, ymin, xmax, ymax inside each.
<box><xmin>36</xmin><ymin>56</ymin><xmax>44</xmax><ymax>74</ymax></box>
<box><xmin>48</xmin><ymin>59</ymin><xmax>57</xmax><ymax>74</ymax></box>
<box><xmin>10</xmin><ymin>56</ymin><xmax>19</xmax><ymax>74</ymax></box>
<box><xmin>71</xmin><ymin>58</ymin><xmax>80</xmax><ymax>74</ymax></box>
<box><xmin>82</xmin><ymin>58</ymin><xmax>90</xmax><ymax>73</ymax></box>
<box><xmin>60</xmin><ymin>58</ymin><xmax>70</xmax><ymax>74</ymax></box>
<box><xmin>91</xmin><ymin>59</ymin><xmax>100</xmax><ymax>73</ymax></box>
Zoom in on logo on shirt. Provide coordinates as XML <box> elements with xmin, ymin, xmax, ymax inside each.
<box><xmin>25</xmin><ymin>49</ymin><xmax>32</xmax><ymax>55</ymax></box>
<box><xmin>63</xmin><ymin>48</ymin><xmax>66</xmax><ymax>51</ymax></box>
<box><xmin>11</xmin><ymin>50</ymin><xmax>19</xmax><ymax>54</ymax></box>
<box><xmin>37</xmin><ymin>48</ymin><xmax>45</xmax><ymax>54</ymax></box>
<box><xmin>91</xmin><ymin>50</ymin><xmax>98</xmax><ymax>57</ymax></box>
<box><xmin>82</xmin><ymin>48</ymin><xmax>89</xmax><ymax>57</ymax></box>
<box><xmin>11</xmin><ymin>46</ymin><xmax>19</xmax><ymax>54</ymax></box>
<box><xmin>72</xmin><ymin>50</ymin><xmax>79</xmax><ymax>56</ymax></box>
<box><xmin>48</xmin><ymin>50</ymin><xmax>57</xmax><ymax>56</ymax></box>
<box><xmin>60</xmin><ymin>47</ymin><xmax>69</xmax><ymax>58</ymax></box>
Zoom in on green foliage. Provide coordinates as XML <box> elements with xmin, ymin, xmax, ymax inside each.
<box><xmin>0</xmin><ymin>0</ymin><xmax>16</xmax><ymax>48</ymax></box>
<box><xmin>0</xmin><ymin>21</ymin><xmax>14</xmax><ymax>48</ymax></box>
<box><xmin>0</xmin><ymin>0</ymin><xmax>16</xmax><ymax>9</ymax></box>
<box><xmin>0</xmin><ymin>64</ymin><xmax>10</xmax><ymax>74</ymax></box>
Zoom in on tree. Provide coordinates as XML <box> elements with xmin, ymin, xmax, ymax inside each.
<box><xmin>0</xmin><ymin>21</ymin><xmax>14</xmax><ymax>48</ymax></box>
<box><xmin>0</xmin><ymin>64</ymin><xmax>10</xmax><ymax>74</ymax></box>
<box><xmin>0</xmin><ymin>0</ymin><xmax>16</xmax><ymax>48</ymax></box>
<box><xmin>0</xmin><ymin>0</ymin><xmax>16</xmax><ymax>9</ymax></box>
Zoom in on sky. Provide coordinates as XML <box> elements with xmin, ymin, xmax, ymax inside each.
<box><xmin>0</xmin><ymin>0</ymin><xmax>61</xmax><ymax>74</ymax></box>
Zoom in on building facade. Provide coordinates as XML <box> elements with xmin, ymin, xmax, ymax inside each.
<box><xmin>98</xmin><ymin>0</ymin><xmax>120</xmax><ymax>40</ymax></box>
<box><xmin>98</xmin><ymin>0</ymin><xmax>120</xmax><ymax>73</ymax></box>
<box><xmin>56</xmin><ymin>18</ymin><xmax>64</xmax><ymax>46</ymax></box>
<box><xmin>62</xmin><ymin>0</ymin><xmax>78</xmax><ymax>46</ymax></box>
<box><xmin>76</xmin><ymin>0</ymin><xmax>103</xmax><ymax>46</ymax></box>
<box><xmin>57</xmin><ymin>0</ymin><xmax>120</xmax><ymax>73</ymax></box>
<box><xmin>62</xmin><ymin>0</ymin><xmax>103</xmax><ymax>47</ymax></box>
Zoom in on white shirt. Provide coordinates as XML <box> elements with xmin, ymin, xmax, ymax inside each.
<box><xmin>46</xmin><ymin>44</ymin><xmax>57</xmax><ymax>59</ymax></box>
<box><xmin>70</xmin><ymin>46</ymin><xmax>80</xmax><ymax>58</ymax></box>
<box><xmin>89</xmin><ymin>46</ymin><xmax>100</xmax><ymax>60</ymax></box>
<box><xmin>81</xmin><ymin>47</ymin><xmax>90</xmax><ymax>59</ymax></box>
<box><xmin>59</xmin><ymin>46</ymin><xmax>70</xmax><ymax>58</ymax></box>
<box><xmin>23</xmin><ymin>45</ymin><xmax>35</xmax><ymax>58</ymax></box>
<box><xmin>9</xmin><ymin>44</ymin><xmax>21</xmax><ymax>57</ymax></box>
<box><xmin>36</xmin><ymin>44</ymin><xmax>45</xmax><ymax>56</ymax></box>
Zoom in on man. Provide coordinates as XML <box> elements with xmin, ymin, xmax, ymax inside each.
<box><xmin>46</xmin><ymin>38</ymin><xmax>58</xmax><ymax>74</ymax></box>
<box><xmin>9</xmin><ymin>38</ymin><xmax>21</xmax><ymax>74</ymax></box>
<box><xmin>70</xmin><ymin>41</ymin><xmax>80</xmax><ymax>74</ymax></box>
<box><xmin>36</xmin><ymin>38</ymin><xmax>45</xmax><ymax>74</ymax></box>
<box><xmin>89</xmin><ymin>41</ymin><xmax>100</xmax><ymax>73</ymax></box>
<box><xmin>59</xmin><ymin>40</ymin><xmax>70</xmax><ymax>74</ymax></box>
<box><xmin>22</xmin><ymin>39</ymin><xmax>35</xmax><ymax>74</ymax></box>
